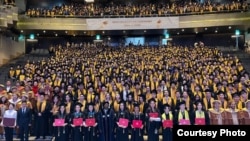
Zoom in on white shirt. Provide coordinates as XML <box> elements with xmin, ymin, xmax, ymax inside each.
<box><xmin>1</xmin><ymin>109</ymin><xmax>17</xmax><ymax>126</ymax></box>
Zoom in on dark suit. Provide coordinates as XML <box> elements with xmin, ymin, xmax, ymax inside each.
<box><xmin>17</xmin><ymin>107</ymin><xmax>32</xmax><ymax>141</ymax></box>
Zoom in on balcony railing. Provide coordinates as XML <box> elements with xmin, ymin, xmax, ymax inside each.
<box><xmin>23</xmin><ymin>9</ymin><xmax>249</xmax><ymax>19</ymax></box>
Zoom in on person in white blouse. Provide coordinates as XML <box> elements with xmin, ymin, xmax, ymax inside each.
<box><xmin>0</xmin><ymin>103</ymin><xmax>17</xmax><ymax>141</ymax></box>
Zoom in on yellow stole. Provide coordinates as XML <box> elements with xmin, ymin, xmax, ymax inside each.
<box><xmin>170</xmin><ymin>88</ymin><xmax>176</xmax><ymax>99</ymax></box>
<box><xmin>19</xmin><ymin>75</ymin><xmax>25</xmax><ymax>81</ymax></box>
<box><xmin>16</xmin><ymin>70</ymin><xmax>20</xmax><ymax>76</ymax></box>
<box><xmin>178</xmin><ymin>110</ymin><xmax>189</xmax><ymax>120</ymax></box>
<box><xmin>157</xmin><ymin>92</ymin><xmax>163</xmax><ymax>101</ymax></box>
<box><xmin>203</xmin><ymin>98</ymin><xmax>214</xmax><ymax>110</ymax></box>
<box><xmin>9</xmin><ymin>70</ymin><xmax>15</xmax><ymax>77</ymax></box>
<box><xmin>37</xmin><ymin>100</ymin><xmax>47</xmax><ymax>113</ymax></box>
<box><xmin>184</xmin><ymin>98</ymin><xmax>190</xmax><ymax>111</ymax></box>
<box><xmin>94</xmin><ymin>103</ymin><xmax>100</xmax><ymax>112</ymax></box>
<box><xmin>236</xmin><ymin>101</ymin><xmax>243</xmax><ymax>110</ymax></box>
<box><xmin>54</xmin><ymin>80</ymin><xmax>61</xmax><ymax>87</ymax></box>
<box><xmin>161</xmin><ymin>112</ymin><xmax>173</xmax><ymax>120</ymax></box>
<box><xmin>194</xmin><ymin>91</ymin><xmax>203</xmax><ymax>99</ymax></box>
<box><xmin>163</xmin><ymin>97</ymin><xmax>172</xmax><ymax>106</ymax></box>
<box><xmin>66</xmin><ymin>102</ymin><xmax>71</xmax><ymax>114</ymax></box>
<box><xmin>195</xmin><ymin>110</ymin><xmax>205</xmax><ymax>118</ymax></box>
<box><xmin>139</xmin><ymin>102</ymin><xmax>144</xmax><ymax>113</ymax></box>
<box><xmin>87</xmin><ymin>92</ymin><xmax>95</xmax><ymax>103</ymax></box>
<box><xmin>80</xmin><ymin>100</ymin><xmax>86</xmax><ymax>111</ymax></box>
<box><xmin>113</xmin><ymin>101</ymin><xmax>119</xmax><ymax>112</ymax></box>
<box><xmin>52</xmin><ymin>74</ymin><xmax>56</xmax><ymax>80</ymax></box>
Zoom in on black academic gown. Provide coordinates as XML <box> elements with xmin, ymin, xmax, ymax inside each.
<box><xmin>130</xmin><ymin>112</ymin><xmax>144</xmax><ymax>141</ymax></box>
<box><xmin>71</xmin><ymin>112</ymin><xmax>84</xmax><ymax>141</ymax></box>
<box><xmin>115</xmin><ymin>110</ymin><xmax>130</xmax><ymax>141</ymax></box>
<box><xmin>54</xmin><ymin>112</ymin><xmax>69</xmax><ymax>141</ymax></box>
<box><xmin>162</xmin><ymin>113</ymin><xmax>173</xmax><ymax>141</ymax></box>
<box><xmin>146</xmin><ymin>109</ymin><xmax>161</xmax><ymax>141</ymax></box>
<box><xmin>84</xmin><ymin>110</ymin><xmax>98</xmax><ymax>141</ymax></box>
<box><xmin>34</xmin><ymin>101</ymin><xmax>51</xmax><ymax>138</ymax></box>
<box><xmin>191</xmin><ymin>110</ymin><xmax>210</xmax><ymax>125</ymax></box>
<box><xmin>98</xmin><ymin>108</ymin><xmax>115</xmax><ymax>141</ymax></box>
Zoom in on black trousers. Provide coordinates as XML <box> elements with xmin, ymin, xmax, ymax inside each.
<box><xmin>4</xmin><ymin>127</ymin><xmax>14</xmax><ymax>141</ymax></box>
<box><xmin>35</xmin><ymin>116</ymin><xmax>45</xmax><ymax>138</ymax></box>
<box><xmin>19</xmin><ymin>124</ymin><xmax>29</xmax><ymax>141</ymax></box>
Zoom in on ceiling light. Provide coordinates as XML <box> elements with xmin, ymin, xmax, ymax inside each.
<box><xmin>65</xmin><ymin>31</ymin><xmax>68</xmax><ymax>34</ymax></box>
<box><xmin>21</xmin><ymin>30</ymin><xmax>23</xmax><ymax>33</ymax></box>
<box><xmin>215</xmin><ymin>30</ymin><xmax>218</xmax><ymax>33</ymax></box>
<box><xmin>228</xmin><ymin>26</ymin><xmax>231</xmax><ymax>29</ymax></box>
<box><xmin>55</xmin><ymin>34</ymin><xmax>58</xmax><ymax>36</ymax></box>
<box><xmin>182</xmin><ymin>29</ymin><xmax>184</xmax><ymax>32</ymax></box>
<box><xmin>177</xmin><ymin>32</ymin><xmax>179</xmax><ymax>35</ymax></box>
<box><xmin>195</xmin><ymin>32</ymin><xmax>198</xmax><ymax>34</ymax></box>
<box><xmin>205</xmin><ymin>27</ymin><xmax>207</xmax><ymax>30</ymax></box>
<box><xmin>43</xmin><ymin>30</ymin><xmax>46</xmax><ymax>33</ymax></box>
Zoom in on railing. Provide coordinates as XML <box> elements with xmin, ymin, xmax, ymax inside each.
<box><xmin>22</xmin><ymin>9</ymin><xmax>250</xmax><ymax>19</ymax></box>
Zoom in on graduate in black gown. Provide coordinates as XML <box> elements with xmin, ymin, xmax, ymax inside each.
<box><xmin>53</xmin><ymin>103</ymin><xmax>69</xmax><ymax>141</ymax></box>
<box><xmin>115</xmin><ymin>101</ymin><xmax>130</xmax><ymax>141</ymax></box>
<box><xmin>191</xmin><ymin>101</ymin><xmax>210</xmax><ymax>125</ymax></box>
<box><xmin>145</xmin><ymin>98</ymin><xmax>161</xmax><ymax>141</ymax></box>
<box><xmin>34</xmin><ymin>92</ymin><xmax>51</xmax><ymax>139</ymax></box>
<box><xmin>161</xmin><ymin>104</ymin><xmax>174</xmax><ymax>141</ymax></box>
<box><xmin>98</xmin><ymin>101</ymin><xmax>115</xmax><ymax>141</ymax></box>
<box><xmin>70</xmin><ymin>102</ymin><xmax>84</xmax><ymax>141</ymax></box>
<box><xmin>130</xmin><ymin>103</ymin><xmax>144</xmax><ymax>141</ymax></box>
<box><xmin>83</xmin><ymin>102</ymin><xmax>98</xmax><ymax>141</ymax></box>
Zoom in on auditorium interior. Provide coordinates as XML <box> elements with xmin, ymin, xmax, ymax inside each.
<box><xmin>0</xmin><ymin>0</ymin><xmax>250</xmax><ymax>141</ymax></box>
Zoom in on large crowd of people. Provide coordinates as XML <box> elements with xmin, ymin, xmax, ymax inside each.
<box><xmin>26</xmin><ymin>1</ymin><xmax>249</xmax><ymax>17</ymax></box>
<box><xmin>0</xmin><ymin>43</ymin><xmax>249</xmax><ymax>141</ymax></box>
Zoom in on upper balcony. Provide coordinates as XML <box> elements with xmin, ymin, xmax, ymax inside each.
<box><xmin>16</xmin><ymin>9</ymin><xmax>250</xmax><ymax>31</ymax></box>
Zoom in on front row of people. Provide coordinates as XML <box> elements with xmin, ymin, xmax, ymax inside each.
<box><xmin>0</xmin><ymin>98</ymin><xmax>250</xmax><ymax>141</ymax></box>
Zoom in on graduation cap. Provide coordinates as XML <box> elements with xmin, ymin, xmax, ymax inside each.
<box><xmin>75</xmin><ymin>102</ymin><xmax>83</xmax><ymax>107</ymax></box>
<box><xmin>151</xmin><ymin>89</ymin><xmax>157</xmax><ymax>94</ymax></box>
<box><xmin>163</xmin><ymin>103</ymin><xmax>171</xmax><ymax>109</ymax></box>
<box><xmin>138</xmin><ymin>94</ymin><xmax>146</xmax><ymax>100</ymax></box>
<box><xmin>195</xmin><ymin>100</ymin><xmax>203</xmax><ymax>106</ymax></box>
<box><xmin>127</xmin><ymin>92</ymin><xmax>134</xmax><ymax>97</ymax></box>
<box><xmin>148</xmin><ymin>98</ymin><xmax>156</xmax><ymax>103</ymax></box>
<box><xmin>39</xmin><ymin>92</ymin><xmax>46</xmax><ymax>96</ymax></box>
<box><xmin>77</xmin><ymin>82</ymin><xmax>83</xmax><ymax>86</ymax></box>
<box><xmin>59</xmin><ymin>103</ymin><xmax>67</xmax><ymax>107</ymax></box>
<box><xmin>227</xmin><ymin>83</ymin><xmax>233</xmax><ymax>87</ymax></box>
<box><xmin>232</xmin><ymin>93</ymin><xmax>240</xmax><ymax>98</ymax></box>
<box><xmin>179</xmin><ymin>101</ymin><xmax>186</xmax><ymax>106</ymax></box>
<box><xmin>216</xmin><ymin>83</ymin><xmax>222</xmax><ymax>87</ymax></box>
<box><xmin>204</xmin><ymin>89</ymin><xmax>212</xmax><ymax>93</ymax></box>
<box><xmin>87</xmin><ymin>102</ymin><xmax>95</xmax><ymax>106</ymax></box>
<box><xmin>133</xmin><ymin>102</ymin><xmax>140</xmax><ymax>108</ymax></box>
<box><xmin>53</xmin><ymin>95</ymin><xmax>60</xmax><ymax>99</ymax></box>
<box><xmin>118</xmin><ymin>101</ymin><xmax>125</xmax><ymax>106</ymax></box>
<box><xmin>240</xmin><ymin>90</ymin><xmax>247</xmax><ymax>95</ymax></box>
<box><xmin>102</xmin><ymin>101</ymin><xmax>110</xmax><ymax>106</ymax></box>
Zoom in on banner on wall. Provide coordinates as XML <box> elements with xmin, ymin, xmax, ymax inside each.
<box><xmin>86</xmin><ymin>17</ymin><xmax>179</xmax><ymax>30</ymax></box>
